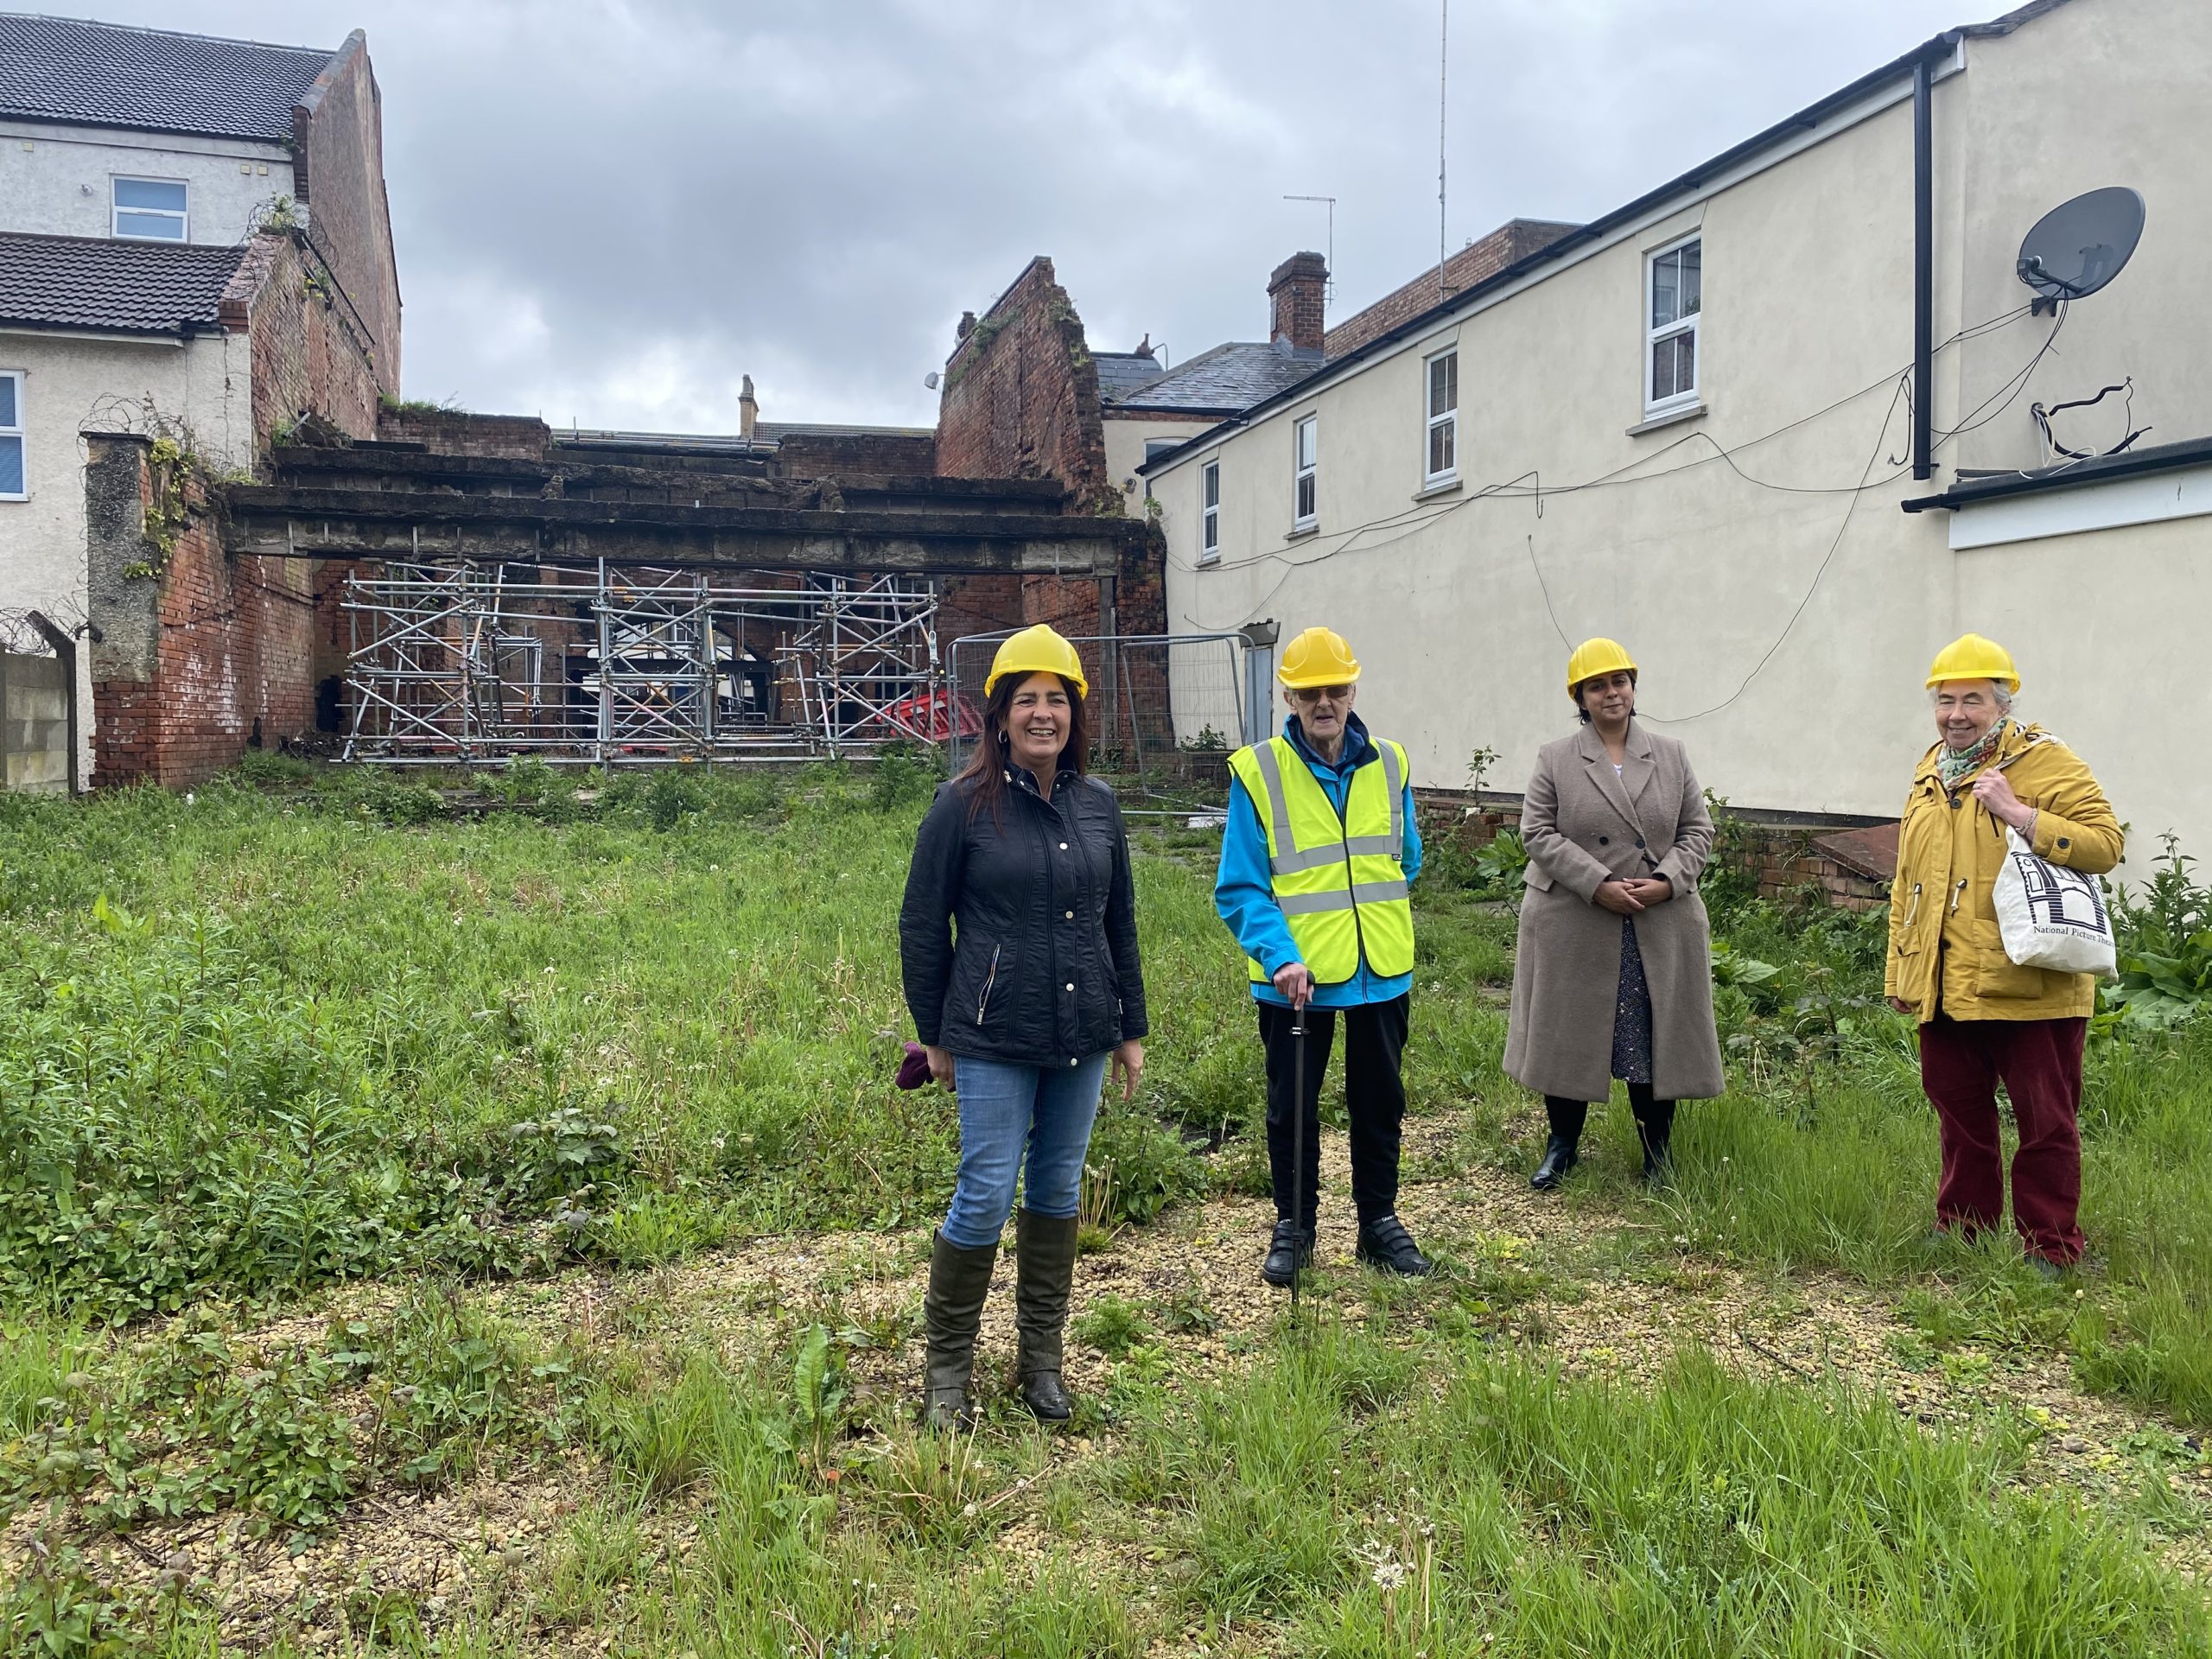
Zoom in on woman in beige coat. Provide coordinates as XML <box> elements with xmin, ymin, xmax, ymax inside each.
<box><xmin>1504</xmin><ymin>639</ymin><xmax>1726</xmax><ymax>1188</ymax></box>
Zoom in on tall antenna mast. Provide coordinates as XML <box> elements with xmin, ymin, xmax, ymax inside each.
<box><xmin>1283</xmin><ymin>194</ymin><xmax>1338</xmax><ymax>309</ymax></box>
<box><xmin>1438</xmin><ymin>0</ymin><xmax>1448</xmax><ymax>302</ymax></box>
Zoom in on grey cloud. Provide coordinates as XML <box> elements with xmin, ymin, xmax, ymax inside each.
<box><xmin>76</xmin><ymin>0</ymin><xmax>1978</xmax><ymax>429</ymax></box>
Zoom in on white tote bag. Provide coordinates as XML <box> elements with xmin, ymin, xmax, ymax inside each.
<box><xmin>1992</xmin><ymin>827</ymin><xmax>2116</xmax><ymax>976</ymax></box>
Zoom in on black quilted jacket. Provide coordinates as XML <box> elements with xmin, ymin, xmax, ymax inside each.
<box><xmin>899</xmin><ymin>767</ymin><xmax>1148</xmax><ymax>1065</ymax></box>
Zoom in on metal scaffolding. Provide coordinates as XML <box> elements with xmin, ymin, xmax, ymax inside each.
<box><xmin>340</xmin><ymin>561</ymin><xmax>945</xmax><ymax>765</ymax></box>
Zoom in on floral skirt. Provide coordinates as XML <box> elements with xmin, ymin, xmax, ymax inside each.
<box><xmin>1611</xmin><ymin>917</ymin><xmax>1655</xmax><ymax>1085</ymax></box>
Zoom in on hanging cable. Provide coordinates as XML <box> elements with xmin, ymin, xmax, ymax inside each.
<box><xmin>1632</xmin><ymin>373</ymin><xmax>1913</xmax><ymax>725</ymax></box>
<box><xmin>2032</xmin><ymin>377</ymin><xmax>2150</xmax><ymax>461</ymax></box>
<box><xmin>1166</xmin><ymin>299</ymin><xmax>2044</xmax><ymax>583</ymax></box>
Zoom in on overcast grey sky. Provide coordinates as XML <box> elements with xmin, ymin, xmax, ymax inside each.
<box><xmin>83</xmin><ymin>0</ymin><xmax>1988</xmax><ymax>432</ymax></box>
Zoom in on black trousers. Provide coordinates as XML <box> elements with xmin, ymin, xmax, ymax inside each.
<box><xmin>1257</xmin><ymin>994</ymin><xmax>1410</xmax><ymax>1231</ymax></box>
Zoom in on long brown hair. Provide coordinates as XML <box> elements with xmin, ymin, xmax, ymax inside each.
<box><xmin>958</xmin><ymin>671</ymin><xmax>1090</xmax><ymax>823</ymax></box>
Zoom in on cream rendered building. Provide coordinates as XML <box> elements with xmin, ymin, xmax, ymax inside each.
<box><xmin>1148</xmin><ymin>0</ymin><xmax>2211</xmax><ymax>880</ymax></box>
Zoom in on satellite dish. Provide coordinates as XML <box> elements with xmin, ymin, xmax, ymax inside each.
<box><xmin>2016</xmin><ymin>187</ymin><xmax>2145</xmax><ymax>309</ymax></box>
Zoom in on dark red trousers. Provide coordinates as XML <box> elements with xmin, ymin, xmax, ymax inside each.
<box><xmin>1918</xmin><ymin>1014</ymin><xmax>2088</xmax><ymax>1264</ymax></box>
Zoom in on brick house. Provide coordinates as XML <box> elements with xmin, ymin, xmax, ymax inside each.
<box><xmin>0</xmin><ymin>16</ymin><xmax>400</xmax><ymax>788</ymax></box>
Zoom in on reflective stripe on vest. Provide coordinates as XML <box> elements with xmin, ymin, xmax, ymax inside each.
<box><xmin>1227</xmin><ymin>734</ymin><xmax>1415</xmax><ymax>985</ymax></box>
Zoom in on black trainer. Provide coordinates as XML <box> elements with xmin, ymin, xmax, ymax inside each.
<box><xmin>1260</xmin><ymin>1218</ymin><xmax>1315</xmax><ymax>1287</ymax></box>
<box><xmin>1354</xmin><ymin>1214</ymin><xmax>1434</xmax><ymax>1277</ymax></box>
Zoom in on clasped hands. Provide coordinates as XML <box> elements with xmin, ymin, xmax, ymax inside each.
<box><xmin>1595</xmin><ymin>875</ymin><xmax>1673</xmax><ymax>915</ymax></box>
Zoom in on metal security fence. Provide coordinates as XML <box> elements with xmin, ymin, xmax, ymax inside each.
<box><xmin>945</xmin><ymin>631</ymin><xmax>1257</xmax><ymax>809</ymax></box>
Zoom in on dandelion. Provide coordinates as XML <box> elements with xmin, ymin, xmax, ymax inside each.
<box><xmin>1372</xmin><ymin>1560</ymin><xmax>1408</xmax><ymax>1591</ymax></box>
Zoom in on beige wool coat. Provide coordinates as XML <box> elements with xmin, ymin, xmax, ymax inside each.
<box><xmin>1503</xmin><ymin>721</ymin><xmax>1726</xmax><ymax>1103</ymax></box>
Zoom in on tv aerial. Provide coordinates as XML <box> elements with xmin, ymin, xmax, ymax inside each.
<box><xmin>2016</xmin><ymin>186</ymin><xmax>2145</xmax><ymax>315</ymax></box>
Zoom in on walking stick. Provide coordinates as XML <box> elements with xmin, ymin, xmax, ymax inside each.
<box><xmin>1289</xmin><ymin>995</ymin><xmax>1307</xmax><ymax>1312</ymax></box>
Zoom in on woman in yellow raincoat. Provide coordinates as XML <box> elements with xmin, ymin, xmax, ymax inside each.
<box><xmin>1885</xmin><ymin>634</ymin><xmax>2121</xmax><ymax>1270</ymax></box>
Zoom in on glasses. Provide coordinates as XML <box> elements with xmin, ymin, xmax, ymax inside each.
<box><xmin>1291</xmin><ymin>684</ymin><xmax>1351</xmax><ymax>704</ymax></box>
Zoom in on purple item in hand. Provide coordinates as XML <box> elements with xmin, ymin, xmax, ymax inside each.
<box><xmin>895</xmin><ymin>1041</ymin><xmax>933</xmax><ymax>1090</ymax></box>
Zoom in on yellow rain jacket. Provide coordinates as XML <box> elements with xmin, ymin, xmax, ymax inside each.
<box><xmin>1885</xmin><ymin>721</ymin><xmax>2123</xmax><ymax>1023</ymax></box>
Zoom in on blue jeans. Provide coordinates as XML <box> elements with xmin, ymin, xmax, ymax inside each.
<box><xmin>941</xmin><ymin>1052</ymin><xmax>1109</xmax><ymax>1249</ymax></box>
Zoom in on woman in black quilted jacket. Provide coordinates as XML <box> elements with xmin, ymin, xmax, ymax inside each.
<box><xmin>899</xmin><ymin>626</ymin><xmax>1147</xmax><ymax>1429</ymax></box>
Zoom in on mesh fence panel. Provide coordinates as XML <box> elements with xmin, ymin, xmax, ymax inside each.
<box><xmin>945</xmin><ymin>632</ymin><xmax>1250</xmax><ymax>811</ymax></box>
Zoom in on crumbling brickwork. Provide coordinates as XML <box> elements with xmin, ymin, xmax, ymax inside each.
<box><xmin>936</xmin><ymin>257</ymin><xmax>1112</xmax><ymax>506</ymax></box>
<box><xmin>376</xmin><ymin>409</ymin><xmax>551</xmax><ymax>458</ymax></box>
<box><xmin>227</xmin><ymin>232</ymin><xmax>382</xmax><ymax>450</ymax></box>
<box><xmin>933</xmin><ymin>257</ymin><xmax>1170</xmax><ymax>645</ymax></box>
<box><xmin>773</xmin><ymin>429</ymin><xmax>936</xmax><ymax>475</ymax></box>
<box><xmin>291</xmin><ymin>31</ymin><xmax>403</xmax><ymax>397</ymax></box>
<box><xmin>86</xmin><ymin>436</ymin><xmax>315</xmax><ymax>788</ymax></box>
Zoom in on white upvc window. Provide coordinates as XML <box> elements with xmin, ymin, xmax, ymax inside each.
<box><xmin>1645</xmin><ymin>236</ymin><xmax>1701</xmax><ymax>412</ymax></box>
<box><xmin>1292</xmin><ymin>415</ymin><xmax>1318</xmax><ymax>529</ymax></box>
<box><xmin>113</xmin><ymin>176</ymin><xmax>188</xmax><ymax>240</ymax></box>
<box><xmin>0</xmin><ymin>372</ymin><xmax>23</xmax><ymax>500</ymax></box>
<box><xmin>1424</xmin><ymin>348</ymin><xmax>1459</xmax><ymax>482</ymax></box>
<box><xmin>1199</xmin><ymin>459</ymin><xmax>1221</xmax><ymax>564</ymax></box>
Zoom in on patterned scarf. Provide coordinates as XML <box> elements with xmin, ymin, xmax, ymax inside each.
<box><xmin>1937</xmin><ymin>715</ymin><xmax>2011</xmax><ymax>791</ymax></box>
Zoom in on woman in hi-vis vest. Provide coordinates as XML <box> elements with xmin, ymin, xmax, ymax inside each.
<box><xmin>1215</xmin><ymin>626</ymin><xmax>1433</xmax><ymax>1287</ymax></box>
<box><xmin>1504</xmin><ymin>639</ymin><xmax>1724</xmax><ymax>1190</ymax></box>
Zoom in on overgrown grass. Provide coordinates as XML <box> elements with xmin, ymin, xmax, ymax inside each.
<box><xmin>1108</xmin><ymin>1316</ymin><xmax>2210</xmax><ymax>1654</ymax></box>
<box><xmin>5</xmin><ymin>766</ymin><xmax>2211</xmax><ymax>1423</ymax></box>
<box><xmin>253</xmin><ymin>1312</ymin><xmax>2202</xmax><ymax>1655</ymax></box>
<box><xmin>6</xmin><ymin>765</ymin><xmax>2212</xmax><ymax>1655</ymax></box>
<box><xmin>0</xmin><ymin>765</ymin><xmax>1273</xmax><ymax>1320</ymax></box>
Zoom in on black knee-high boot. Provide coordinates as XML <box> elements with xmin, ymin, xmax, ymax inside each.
<box><xmin>1531</xmin><ymin>1096</ymin><xmax>1587</xmax><ymax>1191</ymax></box>
<box><xmin>1629</xmin><ymin>1084</ymin><xmax>1676</xmax><ymax>1185</ymax></box>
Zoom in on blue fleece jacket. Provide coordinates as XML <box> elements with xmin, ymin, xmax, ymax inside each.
<box><xmin>1214</xmin><ymin>711</ymin><xmax>1423</xmax><ymax>1008</ymax></box>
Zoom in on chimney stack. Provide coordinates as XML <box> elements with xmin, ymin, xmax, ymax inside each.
<box><xmin>1268</xmin><ymin>251</ymin><xmax>1328</xmax><ymax>353</ymax></box>
<box><xmin>738</xmin><ymin>374</ymin><xmax>758</xmax><ymax>442</ymax></box>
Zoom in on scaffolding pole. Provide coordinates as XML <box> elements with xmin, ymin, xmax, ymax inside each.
<box><xmin>340</xmin><ymin>563</ymin><xmax>944</xmax><ymax>766</ymax></box>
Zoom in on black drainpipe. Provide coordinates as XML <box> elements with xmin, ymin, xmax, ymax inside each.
<box><xmin>1912</xmin><ymin>50</ymin><xmax>1936</xmax><ymax>481</ymax></box>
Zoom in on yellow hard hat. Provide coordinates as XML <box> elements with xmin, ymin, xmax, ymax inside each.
<box><xmin>1925</xmin><ymin>632</ymin><xmax>2019</xmax><ymax>693</ymax></box>
<box><xmin>985</xmin><ymin>624</ymin><xmax>1088</xmax><ymax>699</ymax></box>
<box><xmin>1566</xmin><ymin>637</ymin><xmax>1637</xmax><ymax>695</ymax></box>
<box><xmin>1278</xmin><ymin>626</ymin><xmax>1361</xmax><ymax>688</ymax></box>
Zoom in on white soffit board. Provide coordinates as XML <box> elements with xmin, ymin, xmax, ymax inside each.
<box><xmin>1948</xmin><ymin>464</ymin><xmax>2212</xmax><ymax>550</ymax></box>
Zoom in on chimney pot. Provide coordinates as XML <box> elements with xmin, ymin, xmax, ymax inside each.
<box><xmin>957</xmin><ymin>310</ymin><xmax>977</xmax><ymax>340</ymax></box>
<box><xmin>1268</xmin><ymin>251</ymin><xmax>1328</xmax><ymax>354</ymax></box>
<box><xmin>738</xmin><ymin>373</ymin><xmax>759</xmax><ymax>442</ymax></box>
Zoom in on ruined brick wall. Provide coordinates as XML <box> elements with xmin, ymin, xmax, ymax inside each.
<box><xmin>1325</xmin><ymin>219</ymin><xmax>1580</xmax><ymax>358</ymax></box>
<box><xmin>376</xmin><ymin>409</ymin><xmax>551</xmax><ymax>459</ymax></box>
<box><xmin>292</xmin><ymin>31</ymin><xmax>403</xmax><ymax>397</ymax></box>
<box><xmin>86</xmin><ymin>436</ymin><xmax>315</xmax><ymax>787</ymax></box>
<box><xmin>231</xmin><ymin>232</ymin><xmax>381</xmax><ymax>451</ymax></box>
<box><xmin>935</xmin><ymin>257</ymin><xmax>1111</xmax><ymax>505</ymax></box>
<box><xmin>772</xmin><ymin>430</ymin><xmax>936</xmax><ymax>476</ymax></box>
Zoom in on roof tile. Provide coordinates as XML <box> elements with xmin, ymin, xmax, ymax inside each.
<box><xmin>1106</xmin><ymin>340</ymin><xmax>1323</xmax><ymax>416</ymax></box>
<box><xmin>0</xmin><ymin>232</ymin><xmax>249</xmax><ymax>334</ymax></box>
<box><xmin>0</xmin><ymin>14</ymin><xmax>333</xmax><ymax>143</ymax></box>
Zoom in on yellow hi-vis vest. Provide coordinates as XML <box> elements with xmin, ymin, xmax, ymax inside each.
<box><xmin>1227</xmin><ymin>734</ymin><xmax>1415</xmax><ymax>985</ymax></box>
